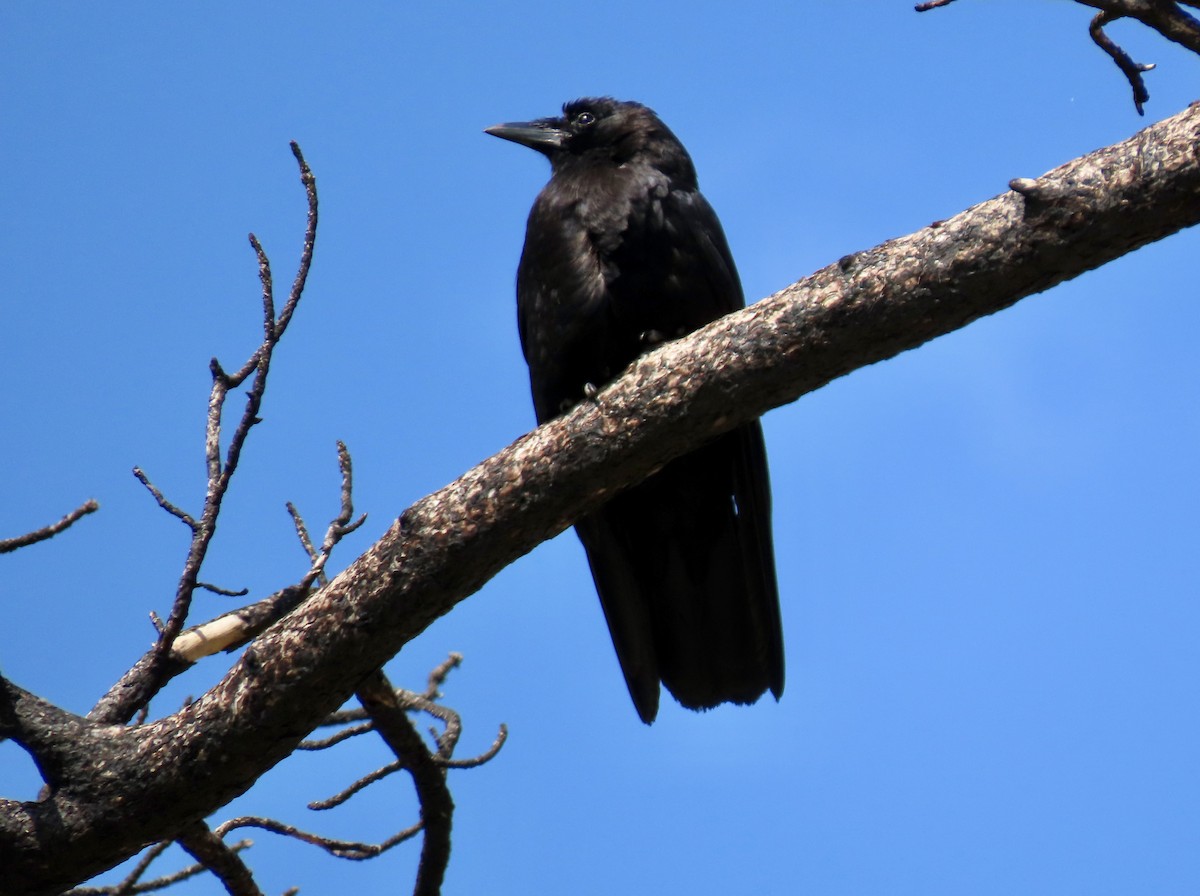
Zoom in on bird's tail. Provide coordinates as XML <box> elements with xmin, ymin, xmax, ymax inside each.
<box><xmin>575</xmin><ymin>422</ymin><xmax>784</xmax><ymax>723</ymax></box>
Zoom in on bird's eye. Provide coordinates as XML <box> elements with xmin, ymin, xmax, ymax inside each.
<box><xmin>574</xmin><ymin>111</ymin><xmax>596</xmax><ymax>127</ymax></box>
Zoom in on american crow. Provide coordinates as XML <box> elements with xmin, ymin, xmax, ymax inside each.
<box><xmin>486</xmin><ymin>97</ymin><xmax>784</xmax><ymax>723</ymax></box>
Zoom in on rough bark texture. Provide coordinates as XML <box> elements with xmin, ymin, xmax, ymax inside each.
<box><xmin>2</xmin><ymin>101</ymin><xmax>1199</xmax><ymax>895</ymax></box>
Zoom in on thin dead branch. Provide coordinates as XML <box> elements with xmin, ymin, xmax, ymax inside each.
<box><xmin>299</xmin><ymin>720</ymin><xmax>374</xmax><ymax>750</ymax></box>
<box><xmin>422</xmin><ymin>653</ymin><xmax>463</xmax><ymax>700</ymax></box>
<box><xmin>62</xmin><ymin>840</ymin><xmax>254</xmax><ymax>896</ymax></box>
<box><xmin>0</xmin><ymin>499</ymin><xmax>99</xmax><ymax>554</ymax></box>
<box><xmin>131</xmin><ymin>469</ymin><xmax>196</xmax><ymax>529</ymax></box>
<box><xmin>214</xmin><ymin>816</ymin><xmax>422</xmax><ymax>862</ymax></box>
<box><xmin>286</xmin><ymin>440</ymin><xmax>366</xmax><ymax>589</ymax></box>
<box><xmin>195</xmin><ymin>583</ymin><xmax>250</xmax><ymax>598</ymax></box>
<box><xmin>175</xmin><ymin>822</ymin><xmax>263</xmax><ymax>896</ymax></box>
<box><xmin>187</xmin><ymin>656</ymin><xmax>499</xmax><ymax>894</ymax></box>
<box><xmin>439</xmin><ymin>726</ymin><xmax>508</xmax><ymax>770</ymax></box>
<box><xmin>356</xmin><ymin>670</ymin><xmax>453</xmax><ymax>896</ymax></box>
<box><xmin>169</xmin><ymin>440</ymin><xmax>364</xmax><ymax>666</ymax></box>
<box><xmin>285</xmin><ymin>503</ymin><xmax>319</xmax><ymax>573</ymax></box>
<box><xmin>309</xmin><ymin>761</ymin><xmax>405</xmax><ymax>810</ymax></box>
<box><xmin>91</xmin><ymin>144</ymin><xmax>319</xmax><ymax>725</ymax></box>
<box><xmin>1089</xmin><ymin>8</ymin><xmax>1157</xmax><ymax>113</ymax></box>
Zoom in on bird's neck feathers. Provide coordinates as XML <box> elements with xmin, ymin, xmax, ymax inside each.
<box><xmin>551</xmin><ymin>128</ymin><xmax>697</xmax><ymax>190</ymax></box>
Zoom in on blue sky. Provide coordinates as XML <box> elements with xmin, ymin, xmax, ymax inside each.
<box><xmin>2</xmin><ymin>4</ymin><xmax>1198</xmax><ymax>894</ymax></box>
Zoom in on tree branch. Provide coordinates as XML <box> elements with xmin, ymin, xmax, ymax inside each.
<box><xmin>62</xmin><ymin>839</ymin><xmax>255</xmax><ymax>895</ymax></box>
<box><xmin>4</xmin><ymin>100</ymin><xmax>1200</xmax><ymax>895</ymax></box>
<box><xmin>919</xmin><ymin>1</ymin><xmax>1200</xmax><ymax>113</ymax></box>
<box><xmin>212</xmin><ymin>816</ymin><xmax>421</xmax><ymax>862</ymax></box>
<box><xmin>94</xmin><ymin>144</ymin><xmax>320</xmax><ymax>725</ymax></box>
<box><xmin>1089</xmin><ymin>8</ymin><xmax>1157</xmax><ymax>114</ymax></box>
<box><xmin>175</xmin><ymin>822</ymin><xmax>263</xmax><ymax>896</ymax></box>
<box><xmin>0</xmin><ymin>500</ymin><xmax>99</xmax><ymax>554</ymax></box>
<box><xmin>94</xmin><ymin>439</ymin><xmax>363</xmax><ymax>707</ymax></box>
<box><xmin>356</xmin><ymin>671</ymin><xmax>453</xmax><ymax>896</ymax></box>
<box><xmin>1077</xmin><ymin>0</ymin><xmax>1200</xmax><ymax>57</ymax></box>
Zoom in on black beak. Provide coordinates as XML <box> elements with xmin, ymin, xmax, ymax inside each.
<box><xmin>484</xmin><ymin>120</ymin><xmax>568</xmax><ymax>154</ymax></box>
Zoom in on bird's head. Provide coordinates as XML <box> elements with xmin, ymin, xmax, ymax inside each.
<box><xmin>486</xmin><ymin>97</ymin><xmax>695</xmax><ymax>183</ymax></box>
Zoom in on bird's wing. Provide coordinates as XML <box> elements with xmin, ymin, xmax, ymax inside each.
<box><xmin>576</xmin><ymin>178</ymin><xmax>783</xmax><ymax>721</ymax></box>
<box><xmin>516</xmin><ymin>195</ymin><xmax>612</xmax><ymax>421</ymax></box>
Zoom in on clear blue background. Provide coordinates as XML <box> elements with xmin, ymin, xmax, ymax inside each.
<box><xmin>2</xmin><ymin>4</ymin><xmax>1197</xmax><ymax>894</ymax></box>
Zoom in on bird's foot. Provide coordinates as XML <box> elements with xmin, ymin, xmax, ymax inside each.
<box><xmin>557</xmin><ymin>382</ymin><xmax>601</xmax><ymax>415</ymax></box>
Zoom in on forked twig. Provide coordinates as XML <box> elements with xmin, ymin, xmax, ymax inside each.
<box><xmin>63</xmin><ymin>839</ymin><xmax>252</xmax><ymax>895</ymax></box>
<box><xmin>223</xmin><ymin>656</ymin><xmax>505</xmax><ymax>894</ymax></box>
<box><xmin>93</xmin><ymin>144</ymin><xmax>319</xmax><ymax>725</ymax></box>
<box><xmin>287</xmin><ymin>440</ymin><xmax>367</xmax><ymax>588</ymax></box>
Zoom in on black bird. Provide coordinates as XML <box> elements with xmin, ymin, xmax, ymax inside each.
<box><xmin>486</xmin><ymin>98</ymin><xmax>784</xmax><ymax>723</ymax></box>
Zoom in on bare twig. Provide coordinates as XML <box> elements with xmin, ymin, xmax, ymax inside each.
<box><xmin>214</xmin><ymin>816</ymin><xmax>421</xmax><ymax>862</ymax></box>
<box><xmin>309</xmin><ymin>761</ymin><xmax>405</xmax><ymax>810</ymax></box>
<box><xmin>104</xmin><ymin>839</ymin><xmax>171</xmax><ymax>895</ymax></box>
<box><xmin>406</xmin><ymin>693</ymin><xmax>461</xmax><ymax>756</ymax></box>
<box><xmin>1090</xmin><ymin>9</ymin><xmax>1155</xmax><ymax>114</ymax></box>
<box><xmin>288</xmin><ymin>441</ymin><xmax>368</xmax><ymax>588</ymax></box>
<box><xmin>0</xmin><ymin>499</ymin><xmax>99</xmax><ymax>554</ymax></box>
<box><xmin>306</xmin><ymin>653</ymin><xmax>467</xmax><ymax>731</ymax></box>
<box><xmin>252</xmin><ymin>234</ymin><xmax>276</xmax><ymax>343</ymax></box>
<box><xmin>284</xmin><ymin>656</ymin><xmax>500</xmax><ymax>889</ymax></box>
<box><xmin>196</xmin><ymin>583</ymin><xmax>250</xmax><ymax>598</ymax></box>
<box><xmin>276</xmin><ymin>142</ymin><xmax>318</xmax><ymax>336</ymax></box>
<box><xmin>132</xmin><ymin>468</ymin><xmax>196</xmax><ymax>528</ymax></box>
<box><xmin>439</xmin><ymin>724</ymin><xmax>508</xmax><ymax>769</ymax></box>
<box><xmin>299</xmin><ymin>720</ymin><xmax>374</xmax><ymax>750</ymax></box>
<box><xmin>63</xmin><ymin>840</ymin><xmax>253</xmax><ymax>895</ymax></box>
<box><xmin>189</xmin><ymin>656</ymin><xmax>501</xmax><ymax>891</ymax></box>
<box><xmin>423</xmin><ymin>652</ymin><xmax>463</xmax><ymax>700</ymax></box>
<box><xmin>313</xmin><ymin>705</ymin><xmax>372</xmax><ymax>728</ymax></box>
<box><xmin>286</xmin><ymin>502</ymin><xmax>320</xmax><ymax>569</ymax></box>
<box><xmin>330</xmin><ymin>441</ymin><xmax>367</xmax><ymax>537</ymax></box>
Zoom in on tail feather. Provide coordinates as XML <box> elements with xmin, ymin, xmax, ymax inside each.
<box><xmin>574</xmin><ymin>422</ymin><xmax>784</xmax><ymax>723</ymax></box>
